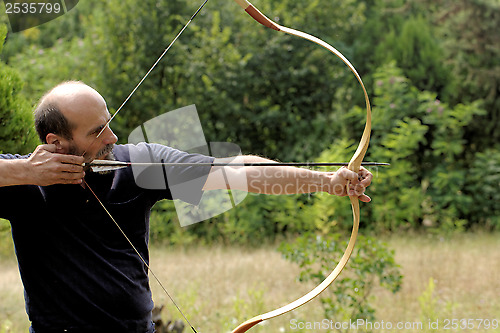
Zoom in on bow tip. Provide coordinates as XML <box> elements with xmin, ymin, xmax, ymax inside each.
<box><xmin>231</xmin><ymin>315</ymin><xmax>263</xmax><ymax>333</ymax></box>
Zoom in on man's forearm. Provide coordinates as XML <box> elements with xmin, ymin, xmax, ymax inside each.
<box><xmin>205</xmin><ymin>155</ymin><xmax>338</xmax><ymax>194</ymax></box>
<box><xmin>245</xmin><ymin>164</ymin><xmax>329</xmax><ymax>194</ymax></box>
<box><xmin>235</xmin><ymin>156</ymin><xmax>329</xmax><ymax>195</ymax></box>
<box><xmin>0</xmin><ymin>158</ymin><xmax>31</xmax><ymax>187</ymax></box>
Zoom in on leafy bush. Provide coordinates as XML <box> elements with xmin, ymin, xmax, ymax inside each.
<box><xmin>309</xmin><ymin>62</ymin><xmax>488</xmax><ymax>232</ymax></box>
<box><xmin>464</xmin><ymin>149</ymin><xmax>500</xmax><ymax>229</ymax></box>
<box><xmin>279</xmin><ymin>233</ymin><xmax>402</xmax><ymax>328</ymax></box>
<box><xmin>0</xmin><ymin>25</ymin><xmax>38</xmax><ymax>154</ymax></box>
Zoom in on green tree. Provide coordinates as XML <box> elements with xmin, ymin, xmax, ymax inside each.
<box><xmin>420</xmin><ymin>0</ymin><xmax>500</xmax><ymax>148</ymax></box>
<box><xmin>0</xmin><ymin>25</ymin><xmax>38</xmax><ymax>154</ymax></box>
<box><xmin>356</xmin><ymin>1</ymin><xmax>453</xmax><ymax>99</ymax></box>
<box><xmin>378</xmin><ymin>16</ymin><xmax>452</xmax><ymax>98</ymax></box>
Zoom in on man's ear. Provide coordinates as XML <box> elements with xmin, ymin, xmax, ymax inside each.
<box><xmin>46</xmin><ymin>133</ymin><xmax>67</xmax><ymax>152</ymax></box>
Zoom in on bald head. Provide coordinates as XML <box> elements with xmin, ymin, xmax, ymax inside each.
<box><xmin>34</xmin><ymin>81</ymin><xmax>107</xmax><ymax>143</ymax></box>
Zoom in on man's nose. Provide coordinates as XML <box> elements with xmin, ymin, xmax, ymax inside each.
<box><xmin>102</xmin><ymin>126</ymin><xmax>118</xmax><ymax>145</ymax></box>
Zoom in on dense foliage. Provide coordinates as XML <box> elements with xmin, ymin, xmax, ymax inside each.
<box><xmin>0</xmin><ymin>26</ymin><xmax>38</xmax><ymax>154</ymax></box>
<box><xmin>279</xmin><ymin>234</ymin><xmax>402</xmax><ymax>328</ymax></box>
<box><xmin>1</xmin><ymin>0</ymin><xmax>499</xmax><ymax>245</ymax></box>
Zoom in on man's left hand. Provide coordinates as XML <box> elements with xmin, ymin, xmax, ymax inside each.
<box><xmin>326</xmin><ymin>166</ymin><xmax>373</xmax><ymax>202</ymax></box>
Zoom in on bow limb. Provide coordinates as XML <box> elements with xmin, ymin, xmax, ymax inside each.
<box><xmin>231</xmin><ymin>1</ymin><xmax>372</xmax><ymax>332</ymax></box>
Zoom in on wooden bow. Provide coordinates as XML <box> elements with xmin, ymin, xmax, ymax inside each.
<box><xmin>230</xmin><ymin>1</ymin><xmax>372</xmax><ymax>332</ymax></box>
<box><xmin>82</xmin><ymin>1</ymin><xmax>371</xmax><ymax>332</ymax></box>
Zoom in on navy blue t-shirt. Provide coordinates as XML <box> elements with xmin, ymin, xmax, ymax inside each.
<box><xmin>0</xmin><ymin>143</ymin><xmax>214</xmax><ymax>332</ymax></box>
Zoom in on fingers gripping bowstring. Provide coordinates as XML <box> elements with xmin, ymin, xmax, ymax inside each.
<box><xmin>81</xmin><ymin>1</ymin><xmax>211</xmax><ymax>332</ymax></box>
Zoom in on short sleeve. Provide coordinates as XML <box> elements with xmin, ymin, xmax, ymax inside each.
<box><xmin>114</xmin><ymin>143</ymin><xmax>214</xmax><ymax>205</ymax></box>
<box><xmin>0</xmin><ymin>153</ymin><xmax>30</xmax><ymax>159</ymax></box>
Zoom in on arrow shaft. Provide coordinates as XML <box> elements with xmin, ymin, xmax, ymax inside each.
<box><xmin>85</xmin><ymin>161</ymin><xmax>390</xmax><ymax>171</ymax></box>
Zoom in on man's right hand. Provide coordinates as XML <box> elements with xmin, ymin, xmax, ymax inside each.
<box><xmin>25</xmin><ymin>145</ymin><xmax>85</xmax><ymax>186</ymax></box>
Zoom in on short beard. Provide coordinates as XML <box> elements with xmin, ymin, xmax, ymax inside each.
<box><xmin>68</xmin><ymin>143</ymin><xmax>116</xmax><ymax>174</ymax></box>
<box><xmin>96</xmin><ymin>144</ymin><xmax>115</xmax><ymax>160</ymax></box>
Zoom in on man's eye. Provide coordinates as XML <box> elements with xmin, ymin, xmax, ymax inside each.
<box><xmin>92</xmin><ymin>127</ymin><xmax>105</xmax><ymax>136</ymax></box>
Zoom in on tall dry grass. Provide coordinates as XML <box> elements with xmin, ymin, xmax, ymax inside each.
<box><xmin>371</xmin><ymin>233</ymin><xmax>500</xmax><ymax>333</ymax></box>
<box><xmin>0</xmin><ymin>233</ymin><xmax>499</xmax><ymax>332</ymax></box>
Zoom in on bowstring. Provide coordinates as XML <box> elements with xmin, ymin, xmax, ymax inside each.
<box><xmin>81</xmin><ymin>0</ymin><xmax>210</xmax><ymax>157</ymax></box>
<box><xmin>85</xmin><ymin>181</ymin><xmax>198</xmax><ymax>333</ymax></box>
<box><xmin>81</xmin><ymin>1</ymin><xmax>211</xmax><ymax>331</ymax></box>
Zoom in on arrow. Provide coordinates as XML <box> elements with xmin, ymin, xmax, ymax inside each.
<box><xmin>84</xmin><ymin>160</ymin><xmax>390</xmax><ymax>173</ymax></box>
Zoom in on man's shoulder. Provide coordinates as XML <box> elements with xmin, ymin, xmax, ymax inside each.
<box><xmin>112</xmin><ymin>143</ymin><xmax>166</xmax><ymax>162</ymax></box>
<box><xmin>112</xmin><ymin>143</ymin><xmax>187</xmax><ymax>163</ymax></box>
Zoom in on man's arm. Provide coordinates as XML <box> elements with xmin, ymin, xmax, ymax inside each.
<box><xmin>0</xmin><ymin>145</ymin><xmax>85</xmax><ymax>187</ymax></box>
<box><xmin>203</xmin><ymin>155</ymin><xmax>373</xmax><ymax>202</ymax></box>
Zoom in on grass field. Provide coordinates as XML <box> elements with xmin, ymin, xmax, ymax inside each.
<box><xmin>0</xmin><ymin>232</ymin><xmax>499</xmax><ymax>332</ymax></box>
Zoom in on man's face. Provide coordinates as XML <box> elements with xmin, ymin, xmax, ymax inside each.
<box><xmin>66</xmin><ymin>112</ymin><xmax>118</xmax><ymax>163</ymax></box>
<box><xmin>57</xmin><ymin>85</ymin><xmax>118</xmax><ymax>162</ymax></box>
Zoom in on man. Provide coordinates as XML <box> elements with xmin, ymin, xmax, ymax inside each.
<box><xmin>0</xmin><ymin>81</ymin><xmax>372</xmax><ymax>332</ymax></box>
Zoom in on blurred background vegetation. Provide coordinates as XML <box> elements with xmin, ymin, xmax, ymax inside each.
<box><xmin>0</xmin><ymin>0</ymin><xmax>499</xmax><ymax>248</ymax></box>
<box><xmin>1</xmin><ymin>1</ymin><xmax>499</xmax><ymax>331</ymax></box>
